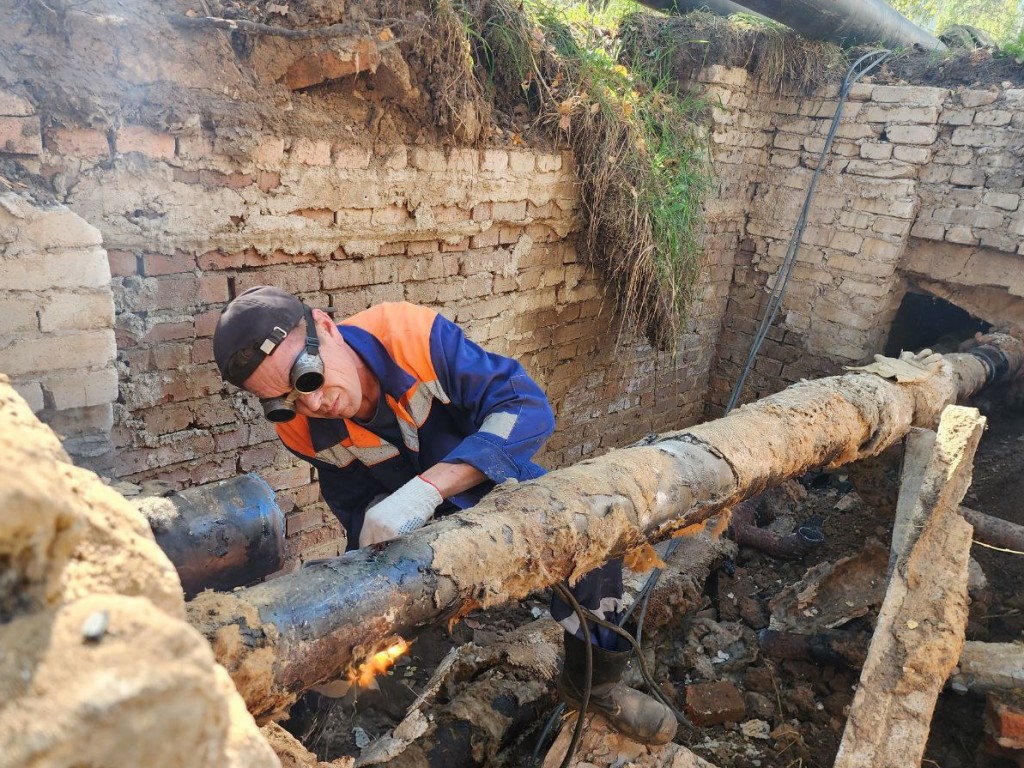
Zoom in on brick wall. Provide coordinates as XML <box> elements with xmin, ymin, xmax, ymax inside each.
<box><xmin>0</xmin><ymin>87</ymin><xmax>720</xmax><ymax>563</ymax></box>
<box><xmin>0</xmin><ymin>186</ymin><xmax>117</xmax><ymax>467</ymax></box>
<box><xmin>699</xmin><ymin>67</ymin><xmax>1024</xmax><ymax>416</ymax></box>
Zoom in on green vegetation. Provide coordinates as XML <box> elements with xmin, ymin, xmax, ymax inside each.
<box><xmin>885</xmin><ymin>0</ymin><xmax>1024</xmax><ymax>45</ymax></box>
<box><xmin>433</xmin><ymin>0</ymin><xmax>714</xmax><ymax>348</ymax></box>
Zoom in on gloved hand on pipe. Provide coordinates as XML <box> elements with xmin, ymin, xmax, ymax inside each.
<box><xmin>359</xmin><ymin>476</ymin><xmax>444</xmax><ymax>547</ymax></box>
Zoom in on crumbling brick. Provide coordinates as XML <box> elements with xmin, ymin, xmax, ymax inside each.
<box><xmin>684</xmin><ymin>681</ymin><xmax>746</xmax><ymax>726</ymax></box>
<box><xmin>116</xmin><ymin>126</ymin><xmax>175</xmax><ymax>159</ymax></box>
<box><xmin>0</xmin><ymin>115</ymin><xmax>42</xmax><ymax>155</ymax></box>
<box><xmin>282</xmin><ymin>38</ymin><xmax>380</xmax><ymax>90</ymax></box>
<box><xmin>987</xmin><ymin>692</ymin><xmax>1024</xmax><ymax>750</ymax></box>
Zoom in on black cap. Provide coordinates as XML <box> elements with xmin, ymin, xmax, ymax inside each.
<box><xmin>213</xmin><ymin>286</ymin><xmax>305</xmax><ymax>388</ymax></box>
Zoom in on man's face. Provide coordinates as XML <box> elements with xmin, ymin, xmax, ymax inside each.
<box><xmin>243</xmin><ymin>310</ymin><xmax>364</xmax><ymax>420</ymax></box>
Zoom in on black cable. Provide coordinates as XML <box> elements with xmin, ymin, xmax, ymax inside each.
<box><xmin>553</xmin><ymin>584</ymin><xmax>698</xmax><ymax>736</ymax></box>
<box><xmin>552</xmin><ymin>583</ymin><xmax>593</xmax><ymax>768</ymax></box>
<box><xmin>724</xmin><ymin>48</ymin><xmax>894</xmax><ymax>415</ymax></box>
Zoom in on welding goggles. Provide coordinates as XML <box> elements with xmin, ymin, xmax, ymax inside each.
<box><xmin>259</xmin><ymin>305</ymin><xmax>325</xmax><ymax>423</ymax></box>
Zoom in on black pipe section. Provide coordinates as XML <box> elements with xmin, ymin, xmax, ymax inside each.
<box><xmin>638</xmin><ymin>0</ymin><xmax>945</xmax><ymax>51</ymax></box>
<box><xmin>967</xmin><ymin>343</ymin><xmax>1011</xmax><ymax>386</ymax></box>
<box><xmin>661</xmin><ymin>0</ymin><xmax>752</xmax><ymax>15</ymax></box>
<box><xmin>726</xmin><ymin>0</ymin><xmax>944</xmax><ymax>50</ymax></box>
<box><xmin>139</xmin><ymin>474</ymin><xmax>285</xmax><ymax>598</ymax></box>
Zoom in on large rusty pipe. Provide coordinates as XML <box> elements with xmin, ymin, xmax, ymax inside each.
<box><xmin>189</xmin><ymin>337</ymin><xmax>1023</xmax><ymax>720</ymax></box>
<box><xmin>137</xmin><ymin>474</ymin><xmax>285</xmax><ymax>599</ymax></box>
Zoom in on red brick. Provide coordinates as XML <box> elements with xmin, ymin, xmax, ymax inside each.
<box><xmin>286</xmin><ymin>507</ymin><xmax>327</xmax><ymax>537</ymax></box>
<box><xmin>198</xmin><ymin>249</ymin><xmax>248</xmax><ymax>271</ymax></box>
<box><xmin>0</xmin><ymin>115</ymin><xmax>42</xmax><ymax>155</ymax></box>
<box><xmin>143</xmin><ymin>252</ymin><xmax>196</xmax><ymax>276</ymax></box>
<box><xmin>190</xmin><ymin>457</ymin><xmax>238</xmax><ymax>486</ymax></box>
<box><xmin>209</xmin><ymin>428</ymin><xmax>245</xmax><ymax>454</ymax></box>
<box><xmin>151</xmin><ymin>274</ymin><xmax>201</xmax><ymax>310</ymax></box>
<box><xmin>143</xmin><ymin>403</ymin><xmax>195</xmax><ymax>436</ymax></box>
<box><xmin>432</xmin><ymin>205</ymin><xmax>471</xmax><ymax>224</ymax></box>
<box><xmin>191</xmin><ymin>337</ymin><xmax>214</xmax><ymax>365</ymax></box>
<box><xmin>684</xmin><ymin>681</ymin><xmax>746</xmax><ymax>726</ymax></box>
<box><xmin>116</xmin><ymin>126</ymin><xmax>175</xmax><ymax>159</ymax></box>
<box><xmin>290</xmin><ymin>137</ymin><xmax>332</xmax><ymax>166</ymax></box>
<box><xmin>987</xmin><ymin>692</ymin><xmax>1024</xmax><ymax>750</ymax></box>
<box><xmin>195</xmin><ymin>309</ymin><xmax>221</xmax><ymax>337</ymax></box>
<box><xmin>239</xmin><ymin>444</ymin><xmax>282</xmax><ymax>473</ymax></box>
<box><xmin>256</xmin><ymin>171</ymin><xmax>281</xmax><ymax>192</ymax></box>
<box><xmin>199</xmin><ymin>170</ymin><xmax>253</xmax><ymax>189</ymax></box>
<box><xmin>282</xmin><ymin>37</ymin><xmax>380</xmax><ymax>90</ymax></box>
<box><xmin>43</xmin><ymin>126</ymin><xmax>108</xmax><ymax>156</ymax></box>
<box><xmin>107</xmin><ymin>250</ymin><xmax>138</xmax><ymax>277</ymax></box>
<box><xmin>151</xmin><ymin>343</ymin><xmax>192</xmax><ymax>371</ymax></box>
<box><xmin>144</xmin><ymin>319</ymin><xmax>196</xmax><ymax>343</ymax></box>
<box><xmin>471</xmin><ymin>227</ymin><xmax>500</xmax><ymax>248</ymax></box>
<box><xmin>200</xmin><ymin>273</ymin><xmax>230</xmax><ymax>303</ymax></box>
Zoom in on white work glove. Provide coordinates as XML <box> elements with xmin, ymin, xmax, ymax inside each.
<box><xmin>359</xmin><ymin>476</ymin><xmax>444</xmax><ymax>548</ymax></box>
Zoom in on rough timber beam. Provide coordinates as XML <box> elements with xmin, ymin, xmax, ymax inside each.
<box><xmin>834</xmin><ymin>406</ymin><xmax>984</xmax><ymax>768</ymax></box>
<box><xmin>188</xmin><ymin>336</ymin><xmax>1024</xmax><ymax>721</ymax></box>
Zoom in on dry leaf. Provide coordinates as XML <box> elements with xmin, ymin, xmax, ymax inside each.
<box><xmin>622</xmin><ymin>101</ymin><xmax>633</xmax><ymax>118</ymax></box>
<box><xmin>590</xmin><ymin>102</ymin><xmax>600</xmax><ymax>115</ymax></box>
<box><xmin>379</xmin><ymin>27</ymin><xmax>395</xmax><ymax>42</ymax></box>
<box><xmin>558</xmin><ymin>114</ymin><xmax>571</xmax><ymax>131</ymax></box>
<box><xmin>510</xmin><ymin>132</ymin><xmax>525</xmax><ymax>146</ymax></box>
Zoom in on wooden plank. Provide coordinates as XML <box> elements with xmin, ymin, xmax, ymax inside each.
<box><xmin>834</xmin><ymin>405</ymin><xmax>985</xmax><ymax>768</ymax></box>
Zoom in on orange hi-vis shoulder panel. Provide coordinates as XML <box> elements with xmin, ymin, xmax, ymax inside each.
<box><xmin>275</xmin><ymin>303</ymin><xmax>452</xmax><ymax>469</ymax></box>
<box><xmin>343</xmin><ymin>302</ymin><xmax>452</xmax><ymax>427</ymax></box>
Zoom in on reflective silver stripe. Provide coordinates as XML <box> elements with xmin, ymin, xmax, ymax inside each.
<box><xmin>348</xmin><ymin>442</ymin><xmax>400</xmax><ymax>465</ymax></box>
<box><xmin>315</xmin><ymin>444</ymin><xmax>357</xmax><ymax>468</ymax></box>
<box><xmin>556</xmin><ymin>596</ymin><xmax>624</xmax><ymax>637</ymax></box>
<box><xmin>480</xmin><ymin>411</ymin><xmax>518</xmax><ymax>440</ymax></box>
<box><xmin>397</xmin><ymin>417</ymin><xmax>420</xmax><ymax>452</ymax></box>
<box><xmin>405</xmin><ymin>385</ymin><xmax>435</xmax><ymax>425</ymax></box>
<box><xmin>420</xmin><ymin>378</ymin><xmax>450</xmax><ymax>405</ymax></box>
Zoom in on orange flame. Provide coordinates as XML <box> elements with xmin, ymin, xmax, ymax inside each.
<box><xmin>348</xmin><ymin>637</ymin><xmax>410</xmax><ymax>688</ymax></box>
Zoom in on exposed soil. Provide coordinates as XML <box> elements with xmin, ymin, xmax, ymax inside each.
<box><xmin>873</xmin><ymin>46</ymin><xmax>1024</xmax><ymax>89</ymax></box>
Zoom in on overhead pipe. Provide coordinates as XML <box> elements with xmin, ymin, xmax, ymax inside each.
<box><xmin>642</xmin><ymin>0</ymin><xmax>946</xmax><ymax>51</ymax></box>
<box><xmin>135</xmin><ymin>474</ymin><xmax>285</xmax><ymax>599</ymax></box>
<box><xmin>666</xmin><ymin>0</ymin><xmax>754</xmax><ymax>15</ymax></box>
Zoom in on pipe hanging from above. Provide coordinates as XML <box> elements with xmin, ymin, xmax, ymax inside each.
<box><xmin>638</xmin><ymin>0</ymin><xmax>945</xmax><ymax>51</ymax></box>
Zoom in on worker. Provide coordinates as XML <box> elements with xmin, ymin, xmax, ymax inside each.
<box><xmin>212</xmin><ymin>286</ymin><xmax>676</xmax><ymax>745</ymax></box>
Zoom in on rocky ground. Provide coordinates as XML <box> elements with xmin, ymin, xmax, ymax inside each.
<box><xmin>285</xmin><ymin>395</ymin><xmax>1024</xmax><ymax>768</ymax></box>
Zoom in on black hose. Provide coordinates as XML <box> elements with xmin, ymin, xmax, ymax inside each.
<box><xmin>725</xmin><ymin>48</ymin><xmax>893</xmax><ymax>415</ymax></box>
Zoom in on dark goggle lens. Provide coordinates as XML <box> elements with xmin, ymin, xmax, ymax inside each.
<box><xmin>290</xmin><ymin>351</ymin><xmax>325</xmax><ymax>393</ymax></box>
<box><xmin>262</xmin><ymin>397</ymin><xmax>297</xmax><ymax>422</ymax></box>
<box><xmin>293</xmin><ymin>368</ymin><xmax>325</xmax><ymax>393</ymax></box>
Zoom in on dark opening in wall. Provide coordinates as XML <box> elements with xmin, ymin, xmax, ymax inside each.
<box><xmin>884</xmin><ymin>290</ymin><xmax>991</xmax><ymax>357</ymax></box>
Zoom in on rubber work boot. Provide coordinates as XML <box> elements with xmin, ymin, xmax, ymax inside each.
<box><xmin>556</xmin><ymin>630</ymin><xmax>677</xmax><ymax>745</ymax></box>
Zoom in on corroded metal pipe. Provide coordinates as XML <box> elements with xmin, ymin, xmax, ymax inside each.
<box><xmin>728</xmin><ymin>498</ymin><xmax>824</xmax><ymax>559</ymax></box>
<box><xmin>188</xmin><ymin>337</ymin><xmax>1023</xmax><ymax>720</ymax></box>
<box><xmin>759</xmin><ymin>628</ymin><xmax>870</xmax><ymax>668</ymax></box>
<box><xmin>137</xmin><ymin>474</ymin><xmax>285</xmax><ymax>599</ymax></box>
